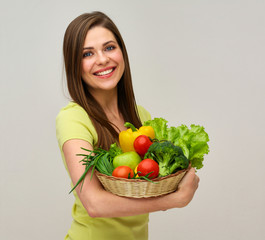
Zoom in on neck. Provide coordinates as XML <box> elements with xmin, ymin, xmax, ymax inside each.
<box><xmin>89</xmin><ymin>87</ymin><xmax>120</xmax><ymax>117</ymax></box>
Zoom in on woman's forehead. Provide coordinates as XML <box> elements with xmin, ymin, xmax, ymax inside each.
<box><xmin>83</xmin><ymin>26</ymin><xmax>117</xmax><ymax>48</ymax></box>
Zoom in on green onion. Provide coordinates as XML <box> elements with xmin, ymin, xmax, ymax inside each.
<box><xmin>69</xmin><ymin>148</ymin><xmax>114</xmax><ymax>194</ymax></box>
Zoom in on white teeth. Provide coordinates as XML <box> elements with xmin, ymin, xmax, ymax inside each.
<box><xmin>95</xmin><ymin>68</ymin><xmax>114</xmax><ymax>76</ymax></box>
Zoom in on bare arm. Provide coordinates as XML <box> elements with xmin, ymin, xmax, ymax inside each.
<box><xmin>63</xmin><ymin>139</ymin><xmax>199</xmax><ymax>218</ymax></box>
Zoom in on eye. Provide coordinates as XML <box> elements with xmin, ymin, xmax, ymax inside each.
<box><xmin>105</xmin><ymin>45</ymin><xmax>116</xmax><ymax>51</ymax></box>
<box><xmin>83</xmin><ymin>51</ymin><xmax>93</xmax><ymax>57</ymax></box>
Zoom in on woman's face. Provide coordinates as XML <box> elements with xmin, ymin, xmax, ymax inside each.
<box><xmin>81</xmin><ymin>26</ymin><xmax>125</xmax><ymax>94</ymax></box>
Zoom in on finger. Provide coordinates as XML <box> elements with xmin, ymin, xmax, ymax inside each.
<box><xmin>179</xmin><ymin>168</ymin><xmax>196</xmax><ymax>187</ymax></box>
<box><xmin>196</xmin><ymin>175</ymin><xmax>200</xmax><ymax>183</ymax></box>
<box><xmin>194</xmin><ymin>173</ymin><xmax>200</xmax><ymax>187</ymax></box>
<box><xmin>183</xmin><ymin>168</ymin><xmax>196</xmax><ymax>180</ymax></box>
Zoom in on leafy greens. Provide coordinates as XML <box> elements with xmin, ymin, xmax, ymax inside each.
<box><xmin>143</xmin><ymin>118</ymin><xmax>210</xmax><ymax>169</ymax></box>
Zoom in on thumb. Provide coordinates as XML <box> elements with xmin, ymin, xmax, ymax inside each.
<box><xmin>178</xmin><ymin>168</ymin><xmax>196</xmax><ymax>187</ymax></box>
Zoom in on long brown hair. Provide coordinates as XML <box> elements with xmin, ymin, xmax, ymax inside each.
<box><xmin>63</xmin><ymin>11</ymin><xmax>142</xmax><ymax>150</ymax></box>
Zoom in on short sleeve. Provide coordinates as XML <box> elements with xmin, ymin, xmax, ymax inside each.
<box><xmin>137</xmin><ymin>105</ymin><xmax>152</xmax><ymax>124</ymax></box>
<box><xmin>56</xmin><ymin>102</ymin><xmax>98</xmax><ymax>150</ymax></box>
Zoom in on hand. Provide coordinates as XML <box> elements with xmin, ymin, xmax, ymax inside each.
<box><xmin>165</xmin><ymin>168</ymin><xmax>200</xmax><ymax>209</ymax></box>
<box><xmin>177</xmin><ymin>168</ymin><xmax>200</xmax><ymax>207</ymax></box>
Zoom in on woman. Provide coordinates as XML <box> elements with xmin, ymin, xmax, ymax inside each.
<box><xmin>56</xmin><ymin>11</ymin><xmax>199</xmax><ymax>240</ymax></box>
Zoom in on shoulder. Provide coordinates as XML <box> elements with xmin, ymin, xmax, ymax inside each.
<box><xmin>137</xmin><ymin>105</ymin><xmax>152</xmax><ymax>124</ymax></box>
<box><xmin>56</xmin><ymin>102</ymin><xmax>96</xmax><ymax>127</ymax></box>
<box><xmin>56</xmin><ymin>102</ymin><xmax>97</xmax><ymax>148</ymax></box>
<box><xmin>56</xmin><ymin>102</ymin><xmax>87</xmax><ymax>119</ymax></box>
<box><xmin>56</xmin><ymin>102</ymin><xmax>91</xmax><ymax>129</ymax></box>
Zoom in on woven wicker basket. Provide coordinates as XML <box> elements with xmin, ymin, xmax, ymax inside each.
<box><xmin>96</xmin><ymin>165</ymin><xmax>190</xmax><ymax>198</ymax></box>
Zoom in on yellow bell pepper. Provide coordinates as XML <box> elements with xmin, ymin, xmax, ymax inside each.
<box><xmin>134</xmin><ymin>165</ymin><xmax>139</xmax><ymax>178</ymax></box>
<box><xmin>119</xmin><ymin>122</ymin><xmax>155</xmax><ymax>152</ymax></box>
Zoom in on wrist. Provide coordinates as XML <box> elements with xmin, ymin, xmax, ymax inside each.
<box><xmin>157</xmin><ymin>195</ymin><xmax>170</xmax><ymax>211</ymax></box>
<box><xmin>162</xmin><ymin>190</ymin><xmax>190</xmax><ymax>209</ymax></box>
<box><xmin>158</xmin><ymin>192</ymin><xmax>179</xmax><ymax>211</ymax></box>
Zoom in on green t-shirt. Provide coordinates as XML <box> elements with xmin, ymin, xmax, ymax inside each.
<box><xmin>56</xmin><ymin>102</ymin><xmax>151</xmax><ymax>240</ymax></box>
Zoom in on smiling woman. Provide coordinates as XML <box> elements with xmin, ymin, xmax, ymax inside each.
<box><xmin>56</xmin><ymin>11</ymin><xmax>199</xmax><ymax>240</ymax></box>
<box><xmin>81</xmin><ymin>27</ymin><xmax>125</xmax><ymax>94</ymax></box>
<box><xmin>62</xmin><ymin>12</ymin><xmax>142</xmax><ymax>149</ymax></box>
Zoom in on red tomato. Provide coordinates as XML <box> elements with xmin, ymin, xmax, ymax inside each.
<box><xmin>137</xmin><ymin>158</ymin><xmax>159</xmax><ymax>179</ymax></box>
<box><xmin>112</xmin><ymin>166</ymin><xmax>134</xmax><ymax>179</ymax></box>
<box><xmin>133</xmin><ymin>135</ymin><xmax>153</xmax><ymax>157</ymax></box>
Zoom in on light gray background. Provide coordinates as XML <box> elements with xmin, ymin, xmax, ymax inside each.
<box><xmin>1</xmin><ymin>0</ymin><xmax>264</xmax><ymax>239</ymax></box>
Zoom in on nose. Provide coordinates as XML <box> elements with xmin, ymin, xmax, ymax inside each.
<box><xmin>96</xmin><ymin>51</ymin><xmax>109</xmax><ymax>65</ymax></box>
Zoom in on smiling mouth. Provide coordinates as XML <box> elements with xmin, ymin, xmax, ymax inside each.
<box><xmin>94</xmin><ymin>67</ymin><xmax>116</xmax><ymax>76</ymax></box>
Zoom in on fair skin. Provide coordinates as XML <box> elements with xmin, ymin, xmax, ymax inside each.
<box><xmin>63</xmin><ymin>26</ymin><xmax>200</xmax><ymax>218</ymax></box>
<box><xmin>81</xmin><ymin>26</ymin><xmax>125</xmax><ymax>129</ymax></box>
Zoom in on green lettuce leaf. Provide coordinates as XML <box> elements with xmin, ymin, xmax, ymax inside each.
<box><xmin>143</xmin><ymin>118</ymin><xmax>210</xmax><ymax>169</ymax></box>
<box><xmin>143</xmin><ymin>117</ymin><xmax>168</xmax><ymax>140</ymax></box>
<box><xmin>108</xmin><ymin>143</ymin><xmax>123</xmax><ymax>159</ymax></box>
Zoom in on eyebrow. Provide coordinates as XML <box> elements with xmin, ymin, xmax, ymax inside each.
<box><xmin>83</xmin><ymin>40</ymin><xmax>116</xmax><ymax>50</ymax></box>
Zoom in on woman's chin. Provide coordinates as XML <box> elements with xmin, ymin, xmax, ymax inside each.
<box><xmin>89</xmin><ymin>82</ymin><xmax>119</xmax><ymax>94</ymax></box>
